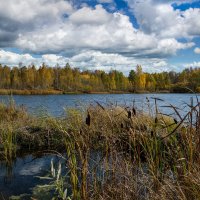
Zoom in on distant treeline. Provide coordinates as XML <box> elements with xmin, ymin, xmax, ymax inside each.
<box><xmin>0</xmin><ymin>63</ymin><xmax>200</xmax><ymax>94</ymax></box>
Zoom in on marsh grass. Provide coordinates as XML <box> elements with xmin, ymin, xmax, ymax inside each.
<box><xmin>0</xmin><ymin>100</ymin><xmax>65</xmax><ymax>163</ymax></box>
<box><xmin>50</xmin><ymin>97</ymin><xmax>200</xmax><ymax>200</ymax></box>
<box><xmin>0</xmin><ymin>100</ymin><xmax>27</xmax><ymax>162</ymax></box>
<box><xmin>1</xmin><ymin>97</ymin><xmax>200</xmax><ymax>199</ymax></box>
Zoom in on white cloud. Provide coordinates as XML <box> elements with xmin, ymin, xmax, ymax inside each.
<box><xmin>69</xmin><ymin>5</ymin><xmax>111</xmax><ymax>25</ymax></box>
<box><xmin>0</xmin><ymin>0</ymin><xmax>73</xmax><ymax>23</ymax></box>
<box><xmin>142</xmin><ymin>38</ymin><xmax>194</xmax><ymax>57</ymax></box>
<box><xmin>0</xmin><ymin>50</ymin><xmax>70</xmax><ymax>67</ymax></box>
<box><xmin>0</xmin><ymin>49</ymin><xmax>171</xmax><ymax>73</ymax></box>
<box><xmin>0</xmin><ymin>50</ymin><xmax>35</xmax><ymax>66</ymax></box>
<box><xmin>14</xmin><ymin>4</ymin><xmax>193</xmax><ymax>58</ymax></box>
<box><xmin>184</xmin><ymin>61</ymin><xmax>200</xmax><ymax>68</ymax></box>
<box><xmin>0</xmin><ymin>0</ymin><xmax>74</xmax><ymax>47</ymax></box>
<box><xmin>125</xmin><ymin>0</ymin><xmax>200</xmax><ymax>39</ymax></box>
<box><xmin>194</xmin><ymin>47</ymin><xmax>200</xmax><ymax>54</ymax></box>
<box><xmin>42</xmin><ymin>54</ymin><xmax>68</xmax><ymax>66</ymax></box>
<box><xmin>63</xmin><ymin>50</ymin><xmax>176</xmax><ymax>73</ymax></box>
<box><xmin>0</xmin><ymin>0</ymin><xmax>199</xmax><ymax>73</ymax></box>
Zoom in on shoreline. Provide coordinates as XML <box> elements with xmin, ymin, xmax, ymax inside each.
<box><xmin>0</xmin><ymin>89</ymin><xmax>195</xmax><ymax>95</ymax></box>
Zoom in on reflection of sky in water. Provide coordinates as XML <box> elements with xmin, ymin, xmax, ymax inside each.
<box><xmin>18</xmin><ymin>159</ymin><xmax>47</xmax><ymax>176</ymax></box>
<box><xmin>0</xmin><ymin>154</ymin><xmax>63</xmax><ymax>197</ymax></box>
<box><xmin>0</xmin><ymin>150</ymin><xmax>108</xmax><ymax>197</ymax></box>
<box><xmin>0</xmin><ymin>93</ymin><xmax>199</xmax><ymax>117</ymax></box>
<box><xmin>12</xmin><ymin>155</ymin><xmax>51</xmax><ymax>176</ymax></box>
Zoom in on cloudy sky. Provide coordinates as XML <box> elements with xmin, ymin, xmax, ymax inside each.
<box><xmin>0</xmin><ymin>0</ymin><xmax>200</xmax><ymax>74</ymax></box>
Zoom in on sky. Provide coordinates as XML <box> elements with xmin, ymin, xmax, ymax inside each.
<box><xmin>0</xmin><ymin>0</ymin><xmax>200</xmax><ymax>74</ymax></box>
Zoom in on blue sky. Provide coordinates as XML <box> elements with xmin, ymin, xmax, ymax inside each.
<box><xmin>0</xmin><ymin>0</ymin><xmax>200</xmax><ymax>74</ymax></box>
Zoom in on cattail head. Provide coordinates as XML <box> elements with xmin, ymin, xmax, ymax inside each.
<box><xmin>132</xmin><ymin>107</ymin><xmax>136</xmax><ymax>116</ymax></box>
<box><xmin>174</xmin><ymin>118</ymin><xmax>178</xmax><ymax>124</ymax></box>
<box><xmin>151</xmin><ymin>130</ymin><xmax>154</xmax><ymax>137</ymax></box>
<box><xmin>86</xmin><ymin>111</ymin><xmax>91</xmax><ymax>126</ymax></box>
<box><xmin>128</xmin><ymin>110</ymin><xmax>132</xmax><ymax>119</ymax></box>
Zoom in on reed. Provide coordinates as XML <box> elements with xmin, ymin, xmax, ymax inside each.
<box><xmin>0</xmin><ymin>124</ymin><xmax>16</xmax><ymax>162</ymax></box>
<box><xmin>53</xmin><ymin>98</ymin><xmax>200</xmax><ymax>199</ymax></box>
<box><xmin>1</xmin><ymin>97</ymin><xmax>200</xmax><ymax>199</ymax></box>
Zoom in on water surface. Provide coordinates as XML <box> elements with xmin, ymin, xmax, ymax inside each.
<box><xmin>0</xmin><ymin>93</ymin><xmax>198</xmax><ymax>116</ymax></box>
<box><xmin>0</xmin><ymin>153</ymin><xmax>64</xmax><ymax>199</ymax></box>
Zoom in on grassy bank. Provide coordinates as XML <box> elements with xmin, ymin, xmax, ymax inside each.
<box><xmin>0</xmin><ymin>88</ymin><xmax>172</xmax><ymax>95</ymax></box>
<box><xmin>0</xmin><ymin>89</ymin><xmax>132</xmax><ymax>95</ymax></box>
<box><xmin>0</xmin><ymin>99</ymin><xmax>200</xmax><ymax>199</ymax></box>
<box><xmin>0</xmin><ymin>89</ymin><xmax>196</xmax><ymax>95</ymax></box>
<box><xmin>0</xmin><ymin>89</ymin><xmax>64</xmax><ymax>95</ymax></box>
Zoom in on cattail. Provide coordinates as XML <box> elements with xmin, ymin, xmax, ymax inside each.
<box><xmin>174</xmin><ymin>118</ymin><xmax>178</xmax><ymax>124</ymax></box>
<box><xmin>132</xmin><ymin>107</ymin><xmax>136</xmax><ymax>116</ymax></box>
<box><xmin>86</xmin><ymin>111</ymin><xmax>91</xmax><ymax>126</ymax></box>
<box><xmin>155</xmin><ymin>117</ymin><xmax>158</xmax><ymax>124</ymax></box>
<box><xmin>80</xmin><ymin>129</ymin><xmax>83</xmax><ymax>135</ymax></box>
<box><xmin>121</xmin><ymin>123</ymin><xmax>124</xmax><ymax>129</ymax></box>
<box><xmin>128</xmin><ymin>110</ymin><xmax>132</xmax><ymax>119</ymax></box>
<box><xmin>151</xmin><ymin>130</ymin><xmax>154</xmax><ymax>137</ymax></box>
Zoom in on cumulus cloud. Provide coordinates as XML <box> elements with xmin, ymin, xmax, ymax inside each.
<box><xmin>125</xmin><ymin>0</ymin><xmax>200</xmax><ymax>39</ymax></box>
<box><xmin>42</xmin><ymin>54</ymin><xmax>69</xmax><ymax>66</ymax></box>
<box><xmin>70</xmin><ymin>50</ymin><xmax>174</xmax><ymax>73</ymax></box>
<box><xmin>0</xmin><ymin>49</ymin><xmax>172</xmax><ymax>73</ymax></box>
<box><xmin>194</xmin><ymin>47</ymin><xmax>200</xmax><ymax>54</ymax></box>
<box><xmin>14</xmin><ymin>4</ymin><xmax>194</xmax><ymax>59</ymax></box>
<box><xmin>0</xmin><ymin>50</ymin><xmax>35</xmax><ymax>66</ymax></box>
<box><xmin>0</xmin><ymin>0</ymin><xmax>73</xmax><ymax>23</ymax></box>
<box><xmin>0</xmin><ymin>0</ymin><xmax>73</xmax><ymax>47</ymax></box>
<box><xmin>184</xmin><ymin>61</ymin><xmax>200</xmax><ymax>68</ymax></box>
<box><xmin>69</xmin><ymin>5</ymin><xmax>111</xmax><ymax>25</ymax></box>
<box><xmin>0</xmin><ymin>50</ymin><xmax>70</xmax><ymax>67</ymax></box>
<box><xmin>0</xmin><ymin>0</ymin><xmax>194</xmax><ymax>57</ymax></box>
<box><xmin>0</xmin><ymin>0</ymin><xmax>199</xmax><ymax>72</ymax></box>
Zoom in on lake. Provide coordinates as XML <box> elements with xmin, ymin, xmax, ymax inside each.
<box><xmin>0</xmin><ymin>93</ymin><xmax>199</xmax><ymax>117</ymax></box>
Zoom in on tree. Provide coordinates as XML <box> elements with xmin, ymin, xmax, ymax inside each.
<box><xmin>128</xmin><ymin>70</ymin><xmax>136</xmax><ymax>91</ymax></box>
<box><xmin>1</xmin><ymin>66</ymin><xmax>11</xmax><ymax>88</ymax></box>
<box><xmin>135</xmin><ymin>65</ymin><xmax>146</xmax><ymax>91</ymax></box>
<box><xmin>10</xmin><ymin>67</ymin><xmax>20</xmax><ymax>89</ymax></box>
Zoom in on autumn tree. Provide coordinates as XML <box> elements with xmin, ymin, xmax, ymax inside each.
<box><xmin>128</xmin><ymin>70</ymin><xmax>136</xmax><ymax>91</ymax></box>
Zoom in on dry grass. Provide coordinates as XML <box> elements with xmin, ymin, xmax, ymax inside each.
<box><xmin>0</xmin><ymin>98</ymin><xmax>200</xmax><ymax>199</ymax></box>
<box><xmin>0</xmin><ymin>89</ymin><xmax>63</xmax><ymax>95</ymax></box>
<box><xmin>53</xmin><ymin>99</ymin><xmax>200</xmax><ymax>200</ymax></box>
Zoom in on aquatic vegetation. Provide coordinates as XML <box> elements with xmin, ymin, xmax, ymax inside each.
<box><xmin>0</xmin><ymin>97</ymin><xmax>200</xmax><ymax>199</ymax></box>
<box><xmin>53</xmin><ymin>98</ymin><xmax>200</xmax><ymax>200</ymax></box>
<box><xmin>32</xmin><ymin>160</ymin><xmax>72</xmax><ymax>200</ymax></box>
<box><xmin>0</xmin><ymin>125</ymin><xmax>16</xmax><ymax>162</ymax></box>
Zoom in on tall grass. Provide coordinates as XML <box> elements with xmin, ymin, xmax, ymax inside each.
<box><xmin>0</xmin><ymin>97</ymin><xmax>200</xmax><ymax>199</ymax></box>
<box><xmin>50</xmin><ymin>98</ymin><xmax>200</xmax><ymax>200</ymax></box>
<box><xmin>0</xmin><ymin>101</ymin><xmax>22</xmax><ymax>162</ymax></box>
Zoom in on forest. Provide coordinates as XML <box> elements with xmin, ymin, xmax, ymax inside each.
<box><xmin>0</xmin><ymin>63</ymin><xmax>200</xmax><ymax>94</ymax></box>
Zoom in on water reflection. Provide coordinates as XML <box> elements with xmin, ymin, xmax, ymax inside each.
<box><xmin>0</xmin><ymin>153</ymin><xmax>63</xmax><ymax>198</ymax></box>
